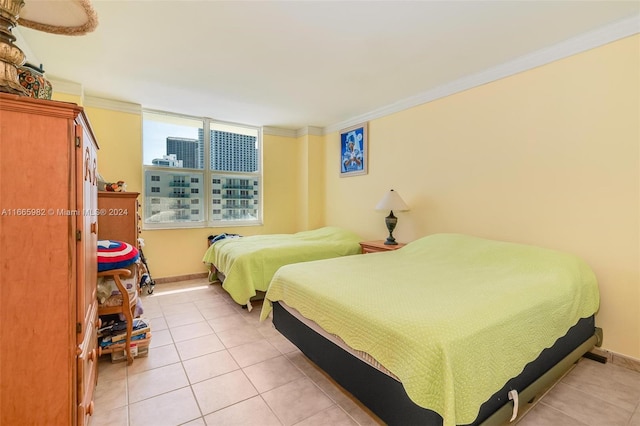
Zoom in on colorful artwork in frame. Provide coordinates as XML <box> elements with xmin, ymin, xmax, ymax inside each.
<box><xmin>340</xmin><ymin>122</ymin><xmax>368</xmax><ymax>177</ymax></box>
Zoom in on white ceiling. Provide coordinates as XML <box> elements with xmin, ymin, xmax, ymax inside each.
<box><xmin>15</xmin><ymin>1</ymin><xmax>640</xmax><ymax>131</ymax></box>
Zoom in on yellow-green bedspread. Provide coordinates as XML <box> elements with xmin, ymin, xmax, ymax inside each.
<box><xmin>260</xmin><ymin>233</ymin><xmax>600</xmax><ymax>426</ymax></box>
<box><xmin>202</xmin><ymin>227</ymin><xmax>362</xmax><ymax>305</ymax></box>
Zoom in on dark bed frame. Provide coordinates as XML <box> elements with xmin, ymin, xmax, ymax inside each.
<box><xmin>272</xmin><ymin>302</ymin><xmax>602</xmax><ymax>426</ymax></box>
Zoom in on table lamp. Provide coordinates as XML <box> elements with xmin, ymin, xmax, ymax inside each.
<box><xmin>375</xmin><ymin>189</ymin><xmax>409</xmax><ymax>245</ymax></box>
<box><xmin>0</xmin><ymin>0</ymin><xmax>98</xmax><ymax>95</ymax></box>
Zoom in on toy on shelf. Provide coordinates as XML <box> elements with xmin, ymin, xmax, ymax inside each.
<box><xmin>105</xmin><ymin>180</ymin><xmax>126</xmax><ymax>192</ymax></box>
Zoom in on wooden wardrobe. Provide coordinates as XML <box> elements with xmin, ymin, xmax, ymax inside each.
<box><xmin>0</xmin><ymin>93</ymin><xmax>99</xmax><ymax>425</ymax></box>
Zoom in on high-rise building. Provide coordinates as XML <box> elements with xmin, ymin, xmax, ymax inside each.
<box><xmin>198</xmin><ymin>129</ymin><xmax>260</xmax><ymax>221</ymax></box>
<box><xmin>167</xmin><ymin>137</ymin><xmax>200</xmax><ymax>169</ymax></box>
<box><xmin>210</xmin><ymin>130</ymin><xmax>257</xmax><ymax>172</ymax></box>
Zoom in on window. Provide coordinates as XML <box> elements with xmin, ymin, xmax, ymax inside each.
<box><xmin>143</xmin><ymin>111</ymin><xmax>261</xmax><ymax>228</ymax></box>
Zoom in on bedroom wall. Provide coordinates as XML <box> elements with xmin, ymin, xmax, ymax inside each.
<box><xmin>322</xmin><ymin>35</ymin><xmax>640</xmax><ymax>359</ymax></box>
<box><xmin>297</xmin><ymin>133</ymin><xmax>326</xmax><ymax>230</ymax></box>
<box><xmin>84</xmin><ymin>106</ymin><xmax>142</xmax><ymax>192</ymax></box>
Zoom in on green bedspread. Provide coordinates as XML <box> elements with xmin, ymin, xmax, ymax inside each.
<box><xmin>260</xmin><ymin>233</ymin><xmax>600</xmax><ymax>426</ymax></box>
<box><xmin>202</xmin><ymin>226</ymin><xmax>362</xmax><ymax>305</ymax></box>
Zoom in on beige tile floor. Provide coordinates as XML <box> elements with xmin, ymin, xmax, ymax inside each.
<box><xmin>90</xmin><ymin>278</ymin><xmax>640</xmax><ymax>426</ymax></box>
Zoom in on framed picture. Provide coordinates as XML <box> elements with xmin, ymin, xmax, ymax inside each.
<box><xmin>339</xmin><ymin>122</ymin><xmax>368</xmax><ymax>177</ymax></box>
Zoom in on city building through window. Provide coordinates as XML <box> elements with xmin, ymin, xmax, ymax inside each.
<box><xmin>142</xmin><ymin>111</ymin><xmax>261</xmax><ymax>228</ymax></box>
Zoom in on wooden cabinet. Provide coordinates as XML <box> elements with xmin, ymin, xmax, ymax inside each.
<box><xmin>359</xmin><ymin>240</ymin><xmax>407</xmax><ymax>254</ymax></box>
<box><xmin>97</xmin><ymin>191</ymin><xmax>140</xmax><ymax>247</ymax></box>
<box><xmin>0</xmin><ymin>93</ymin><xmax>99</xmax><ymax>426</ymax></box>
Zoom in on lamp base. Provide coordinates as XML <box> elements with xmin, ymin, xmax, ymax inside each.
<box><xmin>384</xmin><ymin>237</ymin><xmax>398</xmax><ymax>246</ymax></box>
<box><xmin>384</xmin><ymin>210</ymin><xmax>398</xmax><ymax>245</ymax></box>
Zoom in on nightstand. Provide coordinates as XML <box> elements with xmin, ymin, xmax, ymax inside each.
<box><xmin>359</xmin><ymin>240</ymin><xmax>406</xmax><ymax>254</ymax></box>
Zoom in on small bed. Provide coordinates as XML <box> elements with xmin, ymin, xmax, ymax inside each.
<box><xmin>260</xmin><ymin>233</ymin><xmax>602</xmax><ymax>426</ymax></box>
<box><xmin>202</xmin><ymin>226</ymin><xmax>362</xmax><ymax>309</ymax></box>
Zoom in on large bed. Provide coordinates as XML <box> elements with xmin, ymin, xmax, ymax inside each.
<box><xmin>260</xmin><ymin>233</ymin><xmax>602</xmax><ymax>426</ymax></box>
<box><xmin>202</xmin><ymin>226</ymin><xmax>362</xmax><ymax>309</ymax></box>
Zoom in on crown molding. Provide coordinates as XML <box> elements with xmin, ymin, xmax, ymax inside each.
<box><xmin>264</xmin><ymin>126</ymin><xmax>324</xmax><ymax>138</ymax></box>
<box><xmin>83</xmin><ymin>95</ymin><xmax>142</xmax><ymax>115</ymax></box>
<box><xmin>324</xmin><ymin>14</ymin><xmax>640</xmax><ymax>134</ymax></box>
<box><xmin>48</xmin><ymin>77</ymin><xmax>83</xmax><ymax>97</ymax></box>
<box><xmin>296</xmin><ymin>126</ymin><xmax>324</xmax><ymax>137</ymax></box>
<box><xmin>262</xmin><ymin>126</ymin><xmax>297</xmax><ymax>137</ymax></box>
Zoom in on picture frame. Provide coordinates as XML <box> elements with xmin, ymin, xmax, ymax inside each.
<box><xmin>339</xmin><ymin>122</ymin><xmax>368</xmax><ymax>177</ymax></box>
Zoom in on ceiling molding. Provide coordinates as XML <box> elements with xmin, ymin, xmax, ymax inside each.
<box><xmin>296</xmin><ymin>126</ymin><xmax>324</xmax><ymax>137</ymax></box>
<box><xmin>83</xmin><ymin>95</ymin><xmax>142</xmax><ymax>115</ymax></box>
<box><xmin>262</xmin><ymin>126</ymin><xmax>297</xmax><ymax>137</ymax></box>
<box><xmin>324</xmin><ymin>14</ymin><xmax>640</xmax><ymax>135</ymax></box>
<box><xmin>263</xmin><ymin>126</ymin><xmax>324</xmax><ymax>138</ymax></box>
<box><xmin>48</xmin><ymin>77</ymin><xmax>83</xmax><ymax>97</ymax></box>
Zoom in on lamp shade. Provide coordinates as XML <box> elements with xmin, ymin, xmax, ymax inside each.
<box><xmin>375</xmin><ymin>189</ymin><xmax>409</xmax><ymax>212</ymax></box>
<box><xmin>19</xmin><ymin>0</ymin><xmax>98</xmax><ymax>35</ymax></box>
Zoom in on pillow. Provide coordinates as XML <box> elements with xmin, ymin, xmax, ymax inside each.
<box><xmin>98</xmin><ymin>240</ymin><xmax>140</xmax><ymax>272</ymax></box>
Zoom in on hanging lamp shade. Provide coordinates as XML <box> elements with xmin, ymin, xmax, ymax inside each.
<box><xmin>19</xmin><ymin>0</ymin><xmax>98</xmax><ymax>35</ymax></box>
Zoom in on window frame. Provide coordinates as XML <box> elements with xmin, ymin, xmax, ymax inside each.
<box><xmin>142</xmin><ymin>109</ymin><xmax>263</xmax><ymax>230</ymax></box>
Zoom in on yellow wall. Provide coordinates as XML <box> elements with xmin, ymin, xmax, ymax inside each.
<box><xmin>51</xmin><ymin>92</ymin><xmax>81</xmax><ymax>105</ymax></box>
<box><xmin>324</xmin><ymin>35</ymin><xmax>640</xmax><ymax>358</ymax></box>
<box><xmin>263</xmin><ymin>133</ymin><xmax>303</xmax><ymax>234</ymax></box>
<box><xmin>296</xmin><ymin>133</ymin><xmax>326</xmax><ymax>229</ymax></box>
<box><xmin>85</xmin><ymin>107</ymin><xmax>142</xmax><ymax>192</ymax></box>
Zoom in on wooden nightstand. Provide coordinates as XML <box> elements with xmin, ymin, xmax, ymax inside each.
<box><xmin>359</xmin><ymin>240</ymin><xmax>406</xmax><ymax>254</ymax></box>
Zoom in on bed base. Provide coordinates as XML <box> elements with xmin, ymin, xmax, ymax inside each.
<box><xmin>272</xmin><ymin>302</ymin><xmax>600</xmax><ymax>426</ymax></box>
<box><xmin>207</xmin><ymin>265</ymin><xmax>265</xmax><ymax>310</ymax></box>
<box><xmin>207</xmin><ymin>264</ymin><xmax>225</xmax><ymax>283</ymax></box>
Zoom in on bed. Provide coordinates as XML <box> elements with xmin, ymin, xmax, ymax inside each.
<box><xmin>260</xmin><ymin>233</ymin><xmax>602</xmax><ymax>426</ymax></box>
<box><xmin>202</xmin><ymin>226</ymin><xmax>362</xmax><ymax>309</ymax></box>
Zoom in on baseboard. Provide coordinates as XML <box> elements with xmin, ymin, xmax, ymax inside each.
<box><xmin>154</xmin><ymin>272</ymin><xmax>208</xmax><ymax>284</ymax></box>
<box><xmin>590</xmin><ymin>347</ymin><xmax>640</xmax><ymax>373</ymax></box>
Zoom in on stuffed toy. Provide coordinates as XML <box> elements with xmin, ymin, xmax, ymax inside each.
<box><xmin>105</xmin><ymin>180</ymin><xmax>126</xmax><ymax>192</ymax></box>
